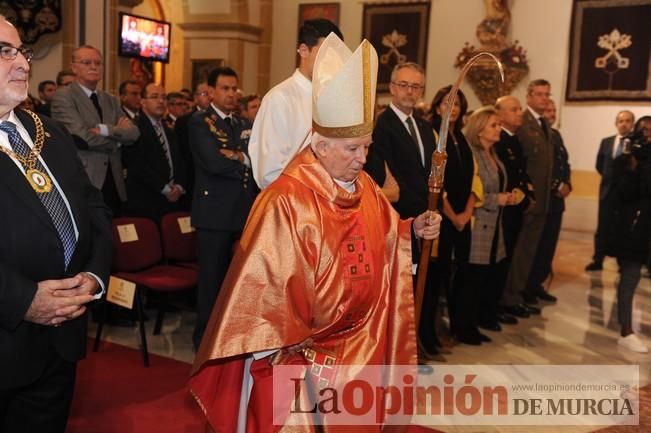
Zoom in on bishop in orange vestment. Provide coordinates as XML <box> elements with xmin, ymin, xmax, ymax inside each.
<box><xmin>190</xmin><ymin>33</ymin><xmax>441</xmax><ymax>433</ymax></box>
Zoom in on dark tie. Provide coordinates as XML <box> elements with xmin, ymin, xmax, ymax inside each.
<box><xmin>154</xmin><ymin>121</ymin><xmax>173</xmax><ymax>179</ymax></box>
<box><xmin>224</xmin><ymin>115</ymin><xmax>232</xmax><ymax>132</ymax></box>
<box><xmin>0</xmin><ymin>121</ymin><xmax>76</xmax><ymax>268</ymax></box>
<box><xmin>405</xmin><ymin>116</ymin><xmax>424</xmax><ymax>165</ymax></box>
<box><xmin>539</xmin><ymin>117</ymin><xmax>549</xmax><ymax>140</ymax></box>
<box><xmin>90</xmin><ymin>92</ymin><xmax>103</xmax><ymax>121</ymax></box>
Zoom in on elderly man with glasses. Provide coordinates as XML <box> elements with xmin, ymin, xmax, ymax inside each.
<box><xmin>364</xmin><ymin>62</ymin><xmax>444</xmax><ymax>361</ymax></box>
<box><xmin>52</xmin><ymin>44</ymin><xmax>139</xmax><ymax>217</ymax></box>
<box><xmin>0</xmin><ymin>17</ymin><xmax>112</xmax><ymax>432</ymax></box>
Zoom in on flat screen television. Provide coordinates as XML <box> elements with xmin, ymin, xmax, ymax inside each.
<box><xmin>118</xmin><ymin>12</ymin><xmax>171</xmax><ymax>63</ymax></box>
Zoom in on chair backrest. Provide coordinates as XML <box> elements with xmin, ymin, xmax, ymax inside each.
<box><xmin>160</xmin><ymin>211</ymin><xmax>197</xmax><ymax>263</ymax></box>
<box><xmin>112</xmin><ymin>217</ymin><xmax>162</xmax><ymax>272</ymax></box>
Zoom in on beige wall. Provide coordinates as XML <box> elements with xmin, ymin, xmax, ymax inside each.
<box><xmin>23</xmin><ymin>0</ymin><xmax>649</xmax><ymax>232</ymax></box>
<box><xmin>270</xmin><ymin>0</ymin><xmax>648</xmax><ymax>173</ymax></box>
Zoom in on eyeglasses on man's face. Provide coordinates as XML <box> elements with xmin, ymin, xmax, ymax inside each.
<box><xmin>195</xmin><ymin>91</ymin><xmax>210</xmax><ymax>97</ymax></box>
<box><xmin>0</xmin><ymin>44</ymin><xmax>34</xmax><ymax>63</ymax></box>
<box><xmin>75</xmin><ymin>59</ymin><xmax>103</xmax><ymax>67</ymax></box>
<box><xmin>391</xmin><ymin>81</ymin><xmax>424</xmax><ymax>92</ymax></box>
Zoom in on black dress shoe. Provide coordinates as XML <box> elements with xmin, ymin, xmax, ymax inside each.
<box><xmin>536</xmin><ymin>291</ymin><xmax>557</xmax><ymax>303</ymax></box>
<box><xmin>474</xmin><ymin>330</ymin><xmax>492</xmax><ymax>343</ymax></box>
<box><xmin>502</xmin><ymin>304</ymin><xmax>530</xmax><ymax>318</ymax></box>
<box><xmin>479</xmin><ymin>321</ymin><xmax>502</xmax><ymax>332</ymax></box>
<box><xmin>522</xmin><ymin>293</ymin><xmax>539</xmax><ymax>305</ymax></box>
<box><xmin>418</xmin><ymin>339</ymin><xmax>443</xmax><ymax>361</ymax></box>
<box><xmin>496</xmin><ymin>313</ymin><xmax>518</xmax><ymax>325</ymax></box>
<box><xmin>585</xmin><ymin>261</ymin><xmax>603</xmax><ymax>271</ymax></box>
<box><xmin>521</xmin><ymin>303</ymin><xmax>541</xmax><ymax>315</ymax></box>
<box><xmin>456</xmin><ymin>331</ymin><xmax>482</xmax><ymax>345</ymax></box>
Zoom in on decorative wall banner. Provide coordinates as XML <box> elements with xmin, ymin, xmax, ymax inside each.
<box><xmin>362</xmin><ymin>2</ymin><xmax>430</xmax><ymax>93</ymax></box>
<box><xmin>0</xmin><ymin>0</ymin><xmax>62</xmax><ymax>44</ymax></box>
<box><xmin>566</xmin><ymin>0</ymin><xmax>651</xmax><ymax>102</ymax></box>
<box><xmin>298</xmin><ymin>2</ymin><xmax>340</xmax><ymax>29</ymax></box>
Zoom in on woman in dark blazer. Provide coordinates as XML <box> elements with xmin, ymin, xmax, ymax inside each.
<box><xmin>461</xmin><ymin>107</ymin><xmax>517</xmax><ymax>344</ymax></box>
<box><xmin>430</xmin><ymin>86</ymin><xmax>475</xmax><ymax>343</ymax></box>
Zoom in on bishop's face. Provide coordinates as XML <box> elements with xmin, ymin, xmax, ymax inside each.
<box><xmin>315</xmin><ymin>134</ymin><xmax>372</xmax><ymax>183</ymax></box>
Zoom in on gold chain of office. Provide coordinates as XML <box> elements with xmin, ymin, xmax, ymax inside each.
<box><xmin>0</xmin><ymin>109</ymin><xmax>52</xmax><ymax>193</ymax></box>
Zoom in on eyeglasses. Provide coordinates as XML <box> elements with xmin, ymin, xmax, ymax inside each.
<box><xmin>0</xmin><ymin>44</ymin><xmax>34</xmax><ymax>63</ymax></box>
<box><xmin>391</xmin><ymin>81</ymin><xmax>424</xmax><ymax>92</ymax></box>
<box><xmin>195</xmin><ymin>91</ymin><xmax>209</xmax><ymax>97</ymax></box>
<box><xmin>75</xmin><ymin>59</ymin><xmax>103</xmax><ymax>67</ymax></box>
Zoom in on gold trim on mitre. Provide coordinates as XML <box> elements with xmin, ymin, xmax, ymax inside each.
<box><xmin>312</xmin><ymin>34</ymin><xmax>378</xmax><ymax>139</ymax></box>
<box><xmin>312</xmin><ymin>120</ymin><xmax>373</xmax><ymax>138</ymax></box>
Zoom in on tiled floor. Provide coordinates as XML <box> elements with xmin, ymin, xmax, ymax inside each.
<box><xmin>89</xmin><ymin>229</ymin><xmax>651</xmax><ymax>432</ymax></box>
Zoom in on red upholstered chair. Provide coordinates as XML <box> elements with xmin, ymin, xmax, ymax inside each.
<box><xmin>94</xmin><ymin>217</ymin><xmax>197</xmax><ymax>367</ymax></box>
<box><xmin>160</xmin><ymin>211</ymin><xmax>198</xmax><ymax>271</ymax></box>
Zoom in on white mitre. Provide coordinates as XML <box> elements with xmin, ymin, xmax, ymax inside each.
<box><xmin>312</xmin><ymin>32</ymin><xmax>378</xmax><ymax>138</ymax></box>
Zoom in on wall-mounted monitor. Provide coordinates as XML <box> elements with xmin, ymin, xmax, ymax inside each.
<box><xmin>118</xmin><ymin>12</ymin><xmax>171</xmax><ymax>63</ymax></box>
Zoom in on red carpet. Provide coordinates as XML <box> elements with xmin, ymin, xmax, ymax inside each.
<box><xmin>67</xmin><ymin>339</ymin><xmax>440</xmax><ymax>433</ymax></box>
<box><xmin>67</xmin><ymin>339</ymin><xmax>204</xmax><ymax>433</ymax></box>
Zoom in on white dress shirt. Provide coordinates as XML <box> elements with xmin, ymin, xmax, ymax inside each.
<box><xmin>389</xmin><ymin>102</ymin><xmax>425</xmax><ymax>166</ymax></box>
<box><xmin>248</xmin><ymin>69</ymin><xmax>312</xmax><ymax>188</ymax></box>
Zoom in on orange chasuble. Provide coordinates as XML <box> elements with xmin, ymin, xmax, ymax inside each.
<box><xmin>190</xmin><ymin>146</ymin><xmax>417</xmax><ymax>433</ymax></box>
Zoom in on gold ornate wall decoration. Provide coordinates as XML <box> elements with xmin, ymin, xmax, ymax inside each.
<box><xmin>454</xmin><ymin>0</ymin><xmax>529</xmax><ymax>105</ymax></box>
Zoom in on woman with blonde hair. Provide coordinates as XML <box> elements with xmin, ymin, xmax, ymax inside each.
<box><xmin>460</xmin><ymin>106</ymin><xmax>517</xmax><ymax>344</ymax></box>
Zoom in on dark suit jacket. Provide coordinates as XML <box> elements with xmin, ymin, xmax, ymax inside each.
<box><xmin>37</xmin><ymin>102</ymin><xmax>51</xmax><ymax>117</ymax></box>
<box><xmin>596</xmin><ymin>135</ymin><xmax>617</xmax><ymax>200</ymax></box>
<box><xmin>494</xmin><ymin>130</ymin><xmax>535</xmax><ymax>210</ymax></box>
<box><xmin>549</xmin><ymin>128</ymin><xmax>572</xmax><ymax>213</ymax></box>
<box><xmin>174</xmin><ymin>111</ymin><xmax>195</xmax><ymax>210</ymax></box>
<box><xmin>516</xmin><ymin>110</ymin><xmax>554</xmax><ymax>215</ymax></box>
<box><xmin>0</xmin><ymin>109</ymin><xmax>112</xmax><ymax>388</ymax></box>
<box><xmin>365</xmin><ymin>107</ymin><xmax>435</xmax><ymax>218</ymax></box>
<box><xmin>123</xmin><ymin>113</ymin><xmax>188</xmax><ymax>222</ymax></box>
<box><xmin>189</xmin><ymin>106</ymin><xmax>256</xmax><ymax>231</ymax></box>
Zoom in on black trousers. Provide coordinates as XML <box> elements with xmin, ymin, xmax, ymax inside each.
<box><xmin>193</xmin><ymin>228</ymin><xmax>240</xmax><ymax>349</ymax></box>
<box><xmin>416</xmin><ymin>261</ymin><xmax>441</xmax><ymax>351</ymax></box>
<box><xmin>438</xmin><ymin>219</ymin><xmax>471</xmax><ymax>336</ymax></box>
<box><xmin>101</xmin><ymin>163</ymin><xmax>122</xmax><ymax>217</ymax></box>
<box><xmin>472</xmin><ymin>260</ymin><xmax>508</xmax><ymax>326</ymax></box>
<box><xmin>593</xmin><ymin>194</ymin><xmax>615</xmax><ymax>263</ymax></box>
<box><xmin>527</xmin><ymin>209</ymin><xmax>563</xmax><ymax>293</ymax></box>
<box><xmin>0</xmin><ymin>347</ymin><xmax>76</xmax><ymax>433</ymax></box>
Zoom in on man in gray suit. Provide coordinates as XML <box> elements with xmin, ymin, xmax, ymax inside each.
<box><xmin>501</xmin><ymin>79</ymin><xmax>555</xmax><ymax>315</ymax></box>
<box><xmin>52</xmin><ymin>45</ymin><xmax>140</xmax><ymax>216</ymax></box>
<box><xmin>586</xmin><ymin>110</ymin><xmax>635</xmax><ymax>271</ymax></box>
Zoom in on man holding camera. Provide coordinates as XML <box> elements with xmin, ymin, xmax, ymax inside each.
<box><xmin>586</xmin><ymin>110</ymin><xmax>635</xmax><ymax>271</ymax></box>
<box><xmin>605</xmin><ymin>126</ymin><xmax>651</xmax><ymax>353</ymax></box>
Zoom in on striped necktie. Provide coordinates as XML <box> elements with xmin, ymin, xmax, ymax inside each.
<box><xmin>154</xmin><ymin>121</ymin><xmax>173</xmax><ymax>179</ymax></box>
<box><xmin>0</xmin><ymin>121</ymin><xmax>77</xmax><ymax>268</ymax></box>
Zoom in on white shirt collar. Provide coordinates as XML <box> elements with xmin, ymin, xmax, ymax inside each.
<box><xmin>144</xmin><ymin>112</ymin><xmax>162</xmax><ymax>127</ymax></box>
<box><xmin>527</xmin><ymin>105</ymin><xmax>543</xmax><ymax>121</ymax></box>
<box><xmin>292</xmin><ymin>69</ymin><xmax>312</xmax><ymax>91</ymax></box>
<box><xmin>389</xmin><ymin>102</ymin><xmax>413</xmax><ymax>123</ymax></box>
<box><xmin>501</xmin><ymin>126</ymin><xmax>515</xmax><ymax>136</ymax></box>
<box><xmin>77</xmin><ymin>83</ymin><xmax>97</xmax><ymax>98</ymax></box>
<box><xmin>334</xmin><ymin>177</ymin><xmax>356</xmax><ymax>193</ymax></box>
<box><xmin>122</xmin><ymin>106</ymin><xmax>137</xmax><ymax>118</ymax></box>
<box><xmin>211</xmin><ymin>103</ymin><xmax>231</xmax><ymax>121</ymax></box>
